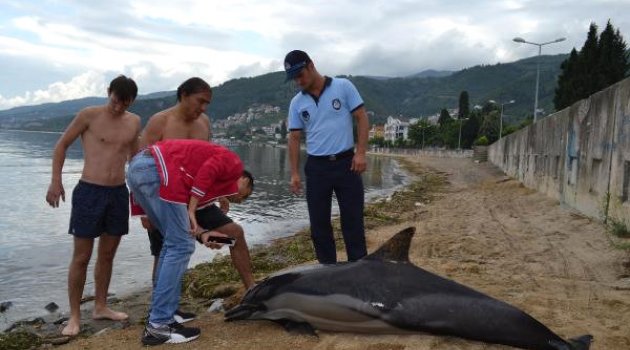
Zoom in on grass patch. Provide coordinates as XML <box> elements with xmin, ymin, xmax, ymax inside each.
<box><xmin>0</xmin><ymin>331</ymin><xmax>41</xmax><ymax>350</ymax></box>
<box><xmin>182</xmin><ymin>156</ymin><xmax>446</xmax><ymax>300</ymax></box>
<box><xmin>612</xmin><ymin>241</ymin><xmax>630</xmax><ymax>250</ymax></box>
<box><xmin>607</xmin><ymin>218</ymin><xmax>630</xmax><ymax>251</ymax></box>
<box><xmin>183</xmin><ymin>230</ymin><xmax>318</xmax><ymax>299</ymax></box>
<box><xmin>609</xmin><ymin>218</ymin><xmax>630</xmax><ymax>238</ymax></box>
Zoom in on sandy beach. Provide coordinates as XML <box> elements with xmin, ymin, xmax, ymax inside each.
<box><xmin>6</xmin><ymin>155</ymin><xmax>629</xmax><ymax>350</ymax></box>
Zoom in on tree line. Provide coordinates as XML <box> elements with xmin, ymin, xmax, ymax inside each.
<box><xmin>370</xmin><ymin>90</ymin><xmax>531</xmax><ymax>149</ymax></box>
<box><xmin>555</xmin><ymin>20</ymin><xmax>629</xmax><ymax>110</ymax></box>
<box><xmin>371</xmin><ymin>20</ymin><xmax>629</xmax><ymax>150</ymax></box>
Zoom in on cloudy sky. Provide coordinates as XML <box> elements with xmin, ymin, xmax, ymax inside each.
<box><xmin>0</xmin><ymin>0</ymin><xmax>628</xmax><ymax>110</ymax></box>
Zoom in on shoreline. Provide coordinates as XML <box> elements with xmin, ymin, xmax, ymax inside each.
<box><xmin>7</xmin><ymin>155</ymin><xmax>629</xmax><ymax>349</ymax></box>
<box><xmin>0</xmin><ymin>154</ymin><xmax>427</xmax><ymax>349</ymax></box>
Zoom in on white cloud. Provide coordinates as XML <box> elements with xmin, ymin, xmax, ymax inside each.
<box><xmin>1</xmin><ymin>0</ymin><xmax>630</xmax><ymax>110</ymax></box>
<box><xmin>0</xmin><ymin>71</ymin><xmax>106</xmax><ymax>110</ymax></box>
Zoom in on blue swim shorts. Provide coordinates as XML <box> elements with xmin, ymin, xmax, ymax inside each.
<box><xmin>68</xmin><ymin>180</ymin><xmax>129</xmax><ymax>238</ymax></box>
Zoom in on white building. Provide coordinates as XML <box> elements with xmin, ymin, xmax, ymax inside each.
<box><xmin>384</xmin><ymin>116</ymin><xmax>410</xmax><ymax>142</ymax></box>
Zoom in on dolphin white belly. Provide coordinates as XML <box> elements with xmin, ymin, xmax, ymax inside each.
<box><xmin>260</xmin><ymin>293</ymin><xmax>409</xmax><ymax>334</ymax></box>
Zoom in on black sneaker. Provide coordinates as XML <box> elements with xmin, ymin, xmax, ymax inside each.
<box><xmin>174</xmin><ymin>309</ymin><xmax>197</xmax><ymax>324</ymax></box>
<box><xmin>141</xmin><ymin>322</ymin><xmax>200</xmax><ymax>345</ymax></box>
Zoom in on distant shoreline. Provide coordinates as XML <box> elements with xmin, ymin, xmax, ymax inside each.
<box><xmin>0</xmin><ymin>128</ymin><xmax>64</xmax><ymax>134</ymax></box>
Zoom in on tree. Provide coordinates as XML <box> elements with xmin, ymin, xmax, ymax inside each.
<box><xmin>478</xmin><ymin>110</ymin><xmax>501</xmax><ymax>143</ymax></box>
<box><xmin>554</xmin><ymin>20</ymin><xmax>629</xmax><ymax>110</ymax></box>
<box><xmin>554</xmin><ymin>48</ymin><xmax>580</xmax><ymax>110</ymax></box>
<box><xmin>280</xmin><ymin>120</ymin><xmax>288</xmax><ymax>140</ymax></box>
<box><xmin>394</xmin><ymin>136</ymin><xmax>407</xmax><ymax>148</ymax></box>
<box><xmin>461</xmin><ymin>111</ymin><xmax>481</xmax><ymax>149</ymax></box>
<box><xmin>440</xmin><ymin>121</ymin><xmax>460</xmax><ymax>148</ymax></box>
<box><xmin>409</xmin><ymin>120</ymin><xmax>442</xmax><ymax>148</ymax></box>
<box><xmin>597</xmin><ymin>20</ymin><xmax>629</xmax><ymax>90</ymax></box>
<box><xmin>438</xmin><ymin>109</ymin><xmax>452</xmax><ymax>127</ymax></box>
<box><xmin>458</xmin><ymin>91</ymin><xmax>470</xmax><ymax>120</ymax></box>
<box><xmin>369</xmin><ymin>136</ymin><xmax>385</xmax><ymax>147</ymax></box>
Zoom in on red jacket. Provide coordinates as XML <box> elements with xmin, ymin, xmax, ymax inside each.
<box><xmin>152</xmin><ymin>139</ymin><xmax>243</xmax><ymax>206</ymax></box>
<box><xmin>131</xmin><ymin>140</ymin><xmax>243</xmax><ymax>214</ymax></box>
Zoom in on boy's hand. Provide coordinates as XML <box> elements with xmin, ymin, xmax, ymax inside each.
<box><xmin>200</xmin><ymin>230</ymin><xmax>228</xmax><ymax>250</ymax></box>
<box><xmin>218</xmin><ymin>197</ymin><xmax>230</xmax><ymax>214</ymax></box>
<box><xmin>140</xmin><ymin>216</ymin><xmax>154</xmax><ymax>230</ymax></box>
<box><xmin>188</xmin><ymin>210</ymin><xmax>200</xmax><ymax>235</ymax></box>
<box><xmin>46</xmin><ymin>182</ymin><xmax>65</xmax><ymax>208</ymax></box>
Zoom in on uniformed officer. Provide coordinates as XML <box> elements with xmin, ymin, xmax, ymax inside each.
<box><xmin>285</xmin><ymin>49</ymin><xmax>369</xmax><ymax>264</ymax></box>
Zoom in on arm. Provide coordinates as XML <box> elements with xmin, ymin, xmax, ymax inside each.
<box><xmin>138</xmin><ymin>114</ymin><xmax>165</xmax><ymax>149</ymax></box>
<box><xmin>46</xmin><ymin>110</ymin><xmax>90</xmax><ymax>207</ymax></box>
<box><xmin>288</xmin><ymin>130</ymin><xmax>302</xmax><ymax>194</ymax></box>
<box><xmin>217</xmin><ymin>196</ymin><xmax>230</xmax><ymax>213</ymax></box>
<box><xmin>128</xmin><ymin>115</ymin><xmax>142</xmax><ymax>160</ymax></box>
<box><xmin>351</xmin><ymin>106</ymin><xmax>369</xmax><ymax>173</ymax></box>
<box><xmin>188</xmin><ymin>196</ymin><xmax>201</xmax><ymax>234</ymax></box>
<box><xmin>189</xmin><ymin>195</ymin><xmax>228</xmax><ymax>249</ymax></box>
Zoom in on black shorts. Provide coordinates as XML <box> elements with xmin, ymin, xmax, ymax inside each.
<box><xmin>147</xmin><ymin>204</ymin><xmax>234</xmax><ymax>256</ymax></box>
<box><xmin>69</xmin><ymin>180</ymin><xmax>129</xmax><ymax>239</ymax></box>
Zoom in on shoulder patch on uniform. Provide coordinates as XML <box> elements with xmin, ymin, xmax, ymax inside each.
<box><xmin>301</xmin><ymin>110</ymin><xmax>310</xmax><ymax>121</ymax></box>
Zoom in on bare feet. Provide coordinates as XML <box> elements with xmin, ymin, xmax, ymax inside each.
<box><xmin>92</xmin><ymin>307</ymin><xmax>128</xmax><ymax>321</ymax></box>
<box><xmin>61</xmin><ymin>317</ymin><xmax>80</xmax><ymax>336</ymax></box>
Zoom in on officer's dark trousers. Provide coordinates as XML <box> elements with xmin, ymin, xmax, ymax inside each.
<box><xmin>305</xmin><ymin>155</ymin><xmax>367</xmax><ymax>264</ymax></box>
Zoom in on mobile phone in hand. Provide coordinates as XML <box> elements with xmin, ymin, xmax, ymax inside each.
<box><xmin>204</xmin><ymin>234</ymin><xmax>236</xmax><ymax>247</ymax></box>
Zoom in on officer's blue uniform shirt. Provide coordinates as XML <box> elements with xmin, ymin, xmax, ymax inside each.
<box><xmin>288</xmin><ymin>77</ymin><xmax>364</xmax><ymax>156</ymax></box>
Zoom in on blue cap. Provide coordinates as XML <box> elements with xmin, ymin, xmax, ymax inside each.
<box><xmin>284</xmin><ymin>50</ymin><xmax>311</xmax><ymax>81</ymax></box>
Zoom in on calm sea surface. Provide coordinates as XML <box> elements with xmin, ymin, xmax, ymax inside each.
<box><xmin>0</xmin><ymin>129</ymin><xmax>407</xmax><ymax>328</ymax></box>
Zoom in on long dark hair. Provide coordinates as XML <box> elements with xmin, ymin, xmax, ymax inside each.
<box><xmin>176</xmin><ymin>77</ymin><xmax>211</xmax><ymax>101</ymax></box>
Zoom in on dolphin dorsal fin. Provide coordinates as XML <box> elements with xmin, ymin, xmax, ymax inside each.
<box><xmin>364</xmin><ymin>227</ymin><xmax>416</xmax><ymax>262</ymax></box>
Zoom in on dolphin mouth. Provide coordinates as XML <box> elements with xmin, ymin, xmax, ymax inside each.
<box><xmin>224</xmin><ymin>303</ymin><xmax>260</xmax><ymax>321</ymax></box>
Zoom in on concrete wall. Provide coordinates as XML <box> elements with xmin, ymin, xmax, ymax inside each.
<box><xmin>489</xmin><ymin>77</ymin><xmax>630</xmax><ymax>222</ymax></box>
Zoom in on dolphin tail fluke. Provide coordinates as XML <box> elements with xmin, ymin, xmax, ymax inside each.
<box><xmin>568</xmin><ymin>335</ymin><xmax>593</xmax><ymax>350</ymax></box>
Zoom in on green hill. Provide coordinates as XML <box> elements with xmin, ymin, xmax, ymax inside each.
<box><xmin>0</xmin><ymin>54</ymin><xmax>567</xmax><ymax>131</ymax></box>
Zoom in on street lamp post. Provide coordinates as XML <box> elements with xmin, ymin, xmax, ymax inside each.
<box><xmin>513</xmin><ymin>36</ymin><xmax>566</xmax><ymax>123</ymax></box>
<box><xmin>489</xmin><ymin>100</ymin><xmax>515</xmax><ymax>140</ymax></box>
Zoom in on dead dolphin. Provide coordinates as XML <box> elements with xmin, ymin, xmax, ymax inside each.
<box><xmin>225</xmin><ymin>227</ymin><xmax>592</xmax><ymax>350</ymax></box>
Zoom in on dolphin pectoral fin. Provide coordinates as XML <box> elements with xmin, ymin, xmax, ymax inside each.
<box><xmin>364</xmin><ymin>227</ymin><xmax>415</xmax><ymax>262</ymax></box>
<box><xmin>276</xmin><ymin>319</ymin><xmax>318</xmax><ymax>337</ymax></box>
<box><xmin>224</xmin><ymin>304</ymin><xmax>258</xmax><ymax>322</ymax></box>
<box><xmin>548</xmin><ymin>334</ymin><xmax>592</xmax><ymax>350</ymax></box>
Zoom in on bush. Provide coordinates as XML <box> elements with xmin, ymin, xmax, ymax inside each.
<box><xmin>609</xmin><ymin>218</ymin><xmax>630</xmax><ymax>238</ymax></box>
<box><xmin>474</xmin><ymin>136</ymin><xmax>489</xmax><ymax>146</ymax></box>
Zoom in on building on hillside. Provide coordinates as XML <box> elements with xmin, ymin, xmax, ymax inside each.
<box><xmin>384</xmin><ymin>116</ymin><xmax>410</xmax><ymax>142</ymax></box>
<box><xmin>369</xmin><ymin>125</ymin><xmax>385</xmax><ymax>140</ymax></box>
<box><xmin>426</xmin><ymin>113</ymin><xmax>440</xmax><ymax>125</ymax></box>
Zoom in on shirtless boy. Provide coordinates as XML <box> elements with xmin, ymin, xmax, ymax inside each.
<box><xmin>46</xmin><ymin>75</ymin><xmax>141</xmax><ymax>336</ymax></box>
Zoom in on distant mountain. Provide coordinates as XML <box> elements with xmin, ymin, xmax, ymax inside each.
<box><xmin>360</xmin><ymin>75</ymin><xmax>394</xmax><ymax>81</ymax></box>
<box><xmin>343</xmin><ymin>54</ymin><xmax>567</xmax><ymax>124</ymax></box>
<box><xmin>407</xmin><ymin>69</ymin><xmax>454</xmax><ymax>79</ymax></box>
<box><xmin>141</xmin><ymin>90</ymin><xmax>176</xmax><ymax>99</ymax></box>
<box><xmin>0</xmin><ymin>54</ymin><xmax>569</xmax><ymax>131</ymax></box>
<box><xmin>361</xmin><ymin>69</ymin><xmax>453</xmax><ymax>81</ymax></box>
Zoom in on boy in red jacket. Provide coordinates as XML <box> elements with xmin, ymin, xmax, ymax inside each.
<box><xmin>127</xmin><ymin>139</ymin><xmax>253</xmax><ymax>345</ymax></box>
